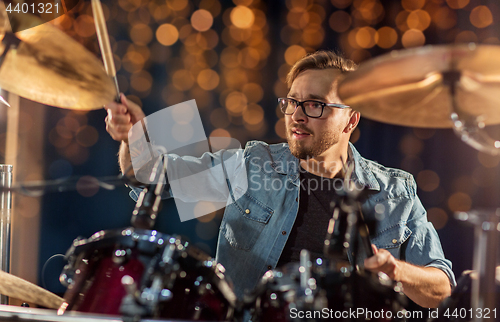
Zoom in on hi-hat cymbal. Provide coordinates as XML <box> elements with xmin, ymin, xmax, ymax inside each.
<box><xmin>0</xmin><ymin>13</ymin><xmax>115</xmax><ymax>110</ymax></box>
<box><xmin>337</xmin><ymin>44</ymin><xmax>500</xmax><ymax>128</ymax></box>
<box><xmin>0</xmin><ymin>269</ymin><xmax>66</xmax><ymax>309</ymax></box>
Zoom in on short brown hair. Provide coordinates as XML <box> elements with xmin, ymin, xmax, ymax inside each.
<box><xmin>286</xmin><ymin>51</ymin><xmax>357</xmax><ymax>89</ymax></box>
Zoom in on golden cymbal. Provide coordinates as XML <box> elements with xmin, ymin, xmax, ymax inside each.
<box><xmin>337</xmin><ymin>44</ymin><xmax>500</xmax><ymax>128</ymax></box>
<box><xmin>0</xmin><ymin>269</ymin><xmax>66</xmax><ymax>309</ymax></box>
<box><xmin>0</xmin><ymin>13</ymin><xmax>115</xmax><ymax>110</ymax></box>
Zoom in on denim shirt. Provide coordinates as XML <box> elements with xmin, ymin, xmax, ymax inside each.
<box><xmin>130</xmin><ymin>140</ymin><xmax>456</xmax><ymax>299</ymax></box>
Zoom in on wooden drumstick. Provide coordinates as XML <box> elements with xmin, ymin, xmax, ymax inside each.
<box><xmin>91</xmin><ymin>0</ymin><xmax>120</xmax><ymax>102</ymax></box>
<box><xmin>0</xmin><ymin>269</ymin><xmax>66</xmax><ymax>309</ymax></box>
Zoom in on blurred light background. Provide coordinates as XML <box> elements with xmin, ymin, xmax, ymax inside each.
<box><xmin>2</xmin><ymin>0</ymin><xmax>499</xmax><ymax>296</ymax></box>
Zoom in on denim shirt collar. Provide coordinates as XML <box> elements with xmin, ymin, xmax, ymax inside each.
<box><xmin>269</xmin><ymin>142</ymin><xmax>380</xmax><ymax>191</ymax></box>
<box><xmin>348</xmin><ymin>142</ymin><xmax>380</xmax><ymax>191</ymax></box>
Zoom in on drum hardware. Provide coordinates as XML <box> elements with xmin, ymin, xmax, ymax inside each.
<box><xmin>0</xmin><ymin>165</ymin><xmax>12</xmax><ymax>305</ymax></box>
<box><xmin>337</xmin><ymin>44</ymin><xmax>500</xmax><ymax>321</ymax></box>
<box><xmin>245</xmin><ymin>261</ymin><xmax>407</xmax><ymax>322</ymax></box>
<box><xmin>428</xmin><ymin>269</ymin><xmax>500</xmax><ymax>322</ymax></box>
<box><xmin>60</xmin><ymin>228</ymin><xmax>236</xmax><ymax>320</ymax></box>
<box><xmin>131</xmin><ymin>155</ymin><xmax>168</xmax><ymax>230</ymax></box>
<box><xmin>324</xmin><ymin>184</ymin><xmax>375</xmax><ymax>268</ymax></box>
<box><xmin>455</xmin><ymin>210</ymin><xmax>500</xmax><ymax>322</ymax></box>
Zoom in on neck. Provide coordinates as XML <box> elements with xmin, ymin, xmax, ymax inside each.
<box><xmin>299</xmin><ymin>143</ymin><xmax>349</xmax><ymax>178</ymax></box>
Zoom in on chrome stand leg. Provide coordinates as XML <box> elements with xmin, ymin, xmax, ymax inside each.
<box><xmin>0</xmin><ymin>164</ymin><xmax>12</xmax><ymax>305</ymax></box>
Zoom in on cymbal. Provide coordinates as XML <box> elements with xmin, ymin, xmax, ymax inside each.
<box><xmin>337</xmin><ymin>44</ymin><xmax>500</xmax><ymax>128</ymax></box>
<box><xmin>0</xmin><ymin>13</ymin><xmax>115</xmax><ymax>110</ymax></box>
<box><xmin>0</xmin><ymin>269</ymin><xmax>66</xmax><ymax>309</ymax></box>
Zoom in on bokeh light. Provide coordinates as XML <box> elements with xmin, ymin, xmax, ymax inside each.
<box><xmin>470</xmin><ymin>6</ymin><xmax>493</xmax><ymax>29</ymax></box>
<box><xmin>417</xmin><ymin>170</ymin><xmax>440</xmax><ymax>192</ymax></box>
<box><xmin>76</xmin><ymin>176</ymin><xmax>99</xmax><ymax>197</ymax></box>
<box><xmin>402</xmin><ymin>29</ymin><xmax>426</xmax><ymax>48</ymax></box>
<box><xmin>427</xmin><ymin>208</ymin><xmax>449</xmax><ymax>230</ymax></box>
<box><xmin>284</xmin><ymin>45</ymin><xmax>306</xmax><ymax>65</ymax></box>
<box><xmin>191</xmin><ymin>9</ymin><xmax>214</xmax><ymax>32</ymax></box>
<box><xmin>375</xmin><ymin>26</ymin><xmax>398</xmax><ymax>49</ymax></box>
<box><xmin>399</xmin><ymin>135</ymin><xmax>424</xmax><ymax>156</ymax></box>
<box><xmin>130</xmin><ymin>23</ymin><xmax>153</xmax><ymax>45</ymax></box>
<box><xmin>197</xmin><ymin>69</ymin><xmax>220</xmax><ymax>90</ymax></box>
<box><xmin>407</xmin><ymin>10</ymin><xmax>431</xmax><ymax>31</ymax></box>
<box><xmin>275</xmin><ymin>118</ymin><xmax>286</xmax><ymax>138</ymax></box>
<box><xmin>156</xmin><ymin>24</ymin><xmax>179</xmax><ymax>46</ymax></box>
<box><xmin>401</xmin><ymin>0</ymin><xmax>425</xmax><ymax>11</ymax></box>
<box><xmin>329</xmin><ymin>11</ymin><xmax>352</xmax><ymax>33</ymax></box>
<box><xmin>446</xmin><ymin>0</ymin><xmax>469</xmax><ymax>10</ymax></box>
<box><xmin>447</xmin><ymin>192</ymin><xmax>472</xmax><ymax>212</ymax></box>
<box><xmin>230</xmin><ymin>6</ymin><xmax>254</xmax><ymax>29</ymax></box>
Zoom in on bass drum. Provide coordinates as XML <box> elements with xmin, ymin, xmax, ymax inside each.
<box><xmin>244</xmin><ymin>260</ymin><xmax>407</xmax><ymax>322</ymax></box>
<box><xmin>60</xmin><ymin>228</ymin><xmax>236</xmax><ymax>320</ymax></box>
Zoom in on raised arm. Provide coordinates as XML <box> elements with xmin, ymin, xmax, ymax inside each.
<box><xmin>104</xmin><ymin>94</ymin><xmax>146</xmax><ymax>175</ymax></box>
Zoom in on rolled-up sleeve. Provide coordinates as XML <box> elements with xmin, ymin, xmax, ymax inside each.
<box><xmin>405</xmin><ymin>197</ymin><xmax>457</xmax><ymax>288</ymax></box>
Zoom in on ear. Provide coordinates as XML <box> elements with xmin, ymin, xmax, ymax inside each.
<box><xmin>343</xmin><ymin>110</ymin><xmax>360</xmax><ymax>133</ymax></box>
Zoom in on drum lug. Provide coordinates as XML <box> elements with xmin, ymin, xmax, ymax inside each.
<box><xmin>59</xmin><ymin>263</ymin><xmax>75</xmax><ymax>287</ymax></box>
<box><xmin>112</xmin><ymin>248</ymin><xmax>130</xmax><ymax>265</ymax></box>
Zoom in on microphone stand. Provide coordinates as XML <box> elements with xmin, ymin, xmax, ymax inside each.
<box><xmin>323</xmin><ymin>186</ymin><xmax>374</xmax><ymax>269</ymax></box>
<box><xmin>130</xmin><ymin>154</ymin><xmax>169</xmax><ymax>229</ymax></box>
<box><xmin>323</xmin><ymin>159</ymin><xmax>375</xmax><ymax>270</ymax></box>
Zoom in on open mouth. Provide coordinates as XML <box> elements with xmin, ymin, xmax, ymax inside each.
<box><xmin>291</xmin><ymin>129</ymin><xmax>311</xmax><ymax>139</ymax></box>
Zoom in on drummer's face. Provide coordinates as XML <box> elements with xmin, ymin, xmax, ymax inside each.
<box><xmin>285</xmin><ymin>69</ymin><xmax>352</xmax><ymax>160</ymax></box>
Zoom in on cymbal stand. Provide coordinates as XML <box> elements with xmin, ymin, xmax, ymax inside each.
<box><xmin>0</xmin><ymin>165</ymin><xmax>12</xmax><ymax>305</ymax></box>
<box><xmin>443</xmin><ymin>70</ymin><xmax>500</xmax><ymax>155</ymax></box>
<box><xmin>455</xmin><ymin>210</ymin><xmax>499</xmax><ymax>322</ymax></box>
<box><xmin>445</xmin><ymin>69</ymin><xmax>500</xmax><ymax>321</ymax></box>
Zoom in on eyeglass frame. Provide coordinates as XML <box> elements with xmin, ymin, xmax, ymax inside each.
<box><xmin>277</xmin><ymin>97</ymin><xmax>350</xmax><ymax>118</ymax></box>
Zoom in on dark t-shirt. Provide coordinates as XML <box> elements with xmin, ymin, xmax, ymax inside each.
<box><xmin>277</xmin><ymin>169</ymin><xmax>344</xmax><ymax>267</ymax></box>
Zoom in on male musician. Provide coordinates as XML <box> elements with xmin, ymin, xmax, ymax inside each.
<box><xmin>105</xmin><ymin>51</ymin><xmax>455</xmax><ymax>308</ymax></box>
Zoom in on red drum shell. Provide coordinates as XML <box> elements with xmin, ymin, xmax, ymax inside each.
<box><xmin>62</xmin><ymin>228</ymin><xmax>235</xmax><ymax>320</ymax></box>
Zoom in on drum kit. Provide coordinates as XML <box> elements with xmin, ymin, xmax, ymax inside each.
<box><xmin>0</xmin><ymin>1</ymin><xmax>497</xmax><ymax>322</ymax></box>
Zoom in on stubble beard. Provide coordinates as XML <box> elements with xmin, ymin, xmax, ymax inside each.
<box><xmin>287</xmin><ymin>129</ymin><xmax>340</xmax><ymax>160</ymax></box>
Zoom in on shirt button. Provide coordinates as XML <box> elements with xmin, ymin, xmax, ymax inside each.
<box><xmin>245</xmin><ymin>209</ymin><xmax>250</xmax><ymax>214</ymax></box>
<box><xmin>267</xmin><ymin>265</ymin><xmax>272</xmax><ymax>270</ymax></box>
<box><xmin>295</xmin><ymin>197</ymin><xmax>298</xmax><ymax>202</ymax></box>
<box><xmin>281</xmin><ymin>231</ymin><xmax>287</xmax><ymax>235</ymax></box>
<box><xmin>392</xmin><ymin>239</ymin><xmax>398</xmax><ymax>244</ymax></box>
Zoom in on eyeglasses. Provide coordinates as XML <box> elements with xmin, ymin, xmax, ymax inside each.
<box><xmin>277</xmin><ymin>97</ymin><xmax>350</xmax><ymax>118</ymax></box>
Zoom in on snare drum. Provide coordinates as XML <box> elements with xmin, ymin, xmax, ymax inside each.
<box><xmin>61</xmin><ymin>228</ymin><xmax>236</xmax><ymax>320</ymax></box>
<box><xmin>245</xmin><ymin>260</ymin><xmax>407</xmax><ymax>321</ymax></box>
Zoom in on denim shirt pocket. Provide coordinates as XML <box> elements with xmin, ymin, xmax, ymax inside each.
<box><xmin>221</xmin><ymin>191</ymin><xmax>274</xmax><ymax>251</ymax></box>
<box><xmin>371</xmin><ymin>224</ymin><xmax>412</xmax><ymax>258</ymax></box>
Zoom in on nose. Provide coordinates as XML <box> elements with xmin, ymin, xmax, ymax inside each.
<box><xmin>291</xmin><ymin>104</ymin><xmax>307</xmax><ymax>123</ymax></box>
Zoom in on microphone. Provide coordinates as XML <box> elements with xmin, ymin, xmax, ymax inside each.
<box><xmin>131</xmin><ymin>155</ymin><xmax>169</xmax><ymax>229</ymax></box>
